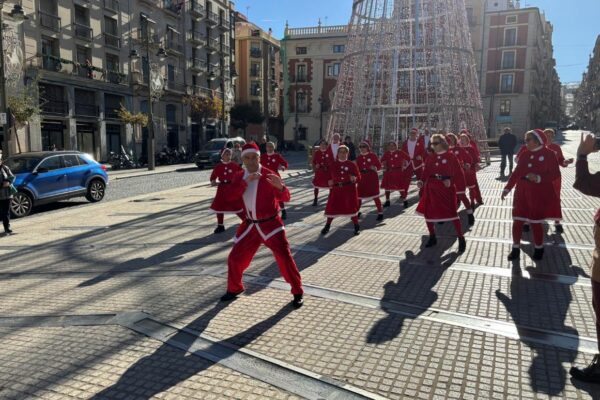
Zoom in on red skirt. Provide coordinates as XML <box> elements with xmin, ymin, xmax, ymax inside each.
<box><xmin>357</xmin><ymin>170</ymin><xmax>381</xmax><ymax>200</ymax></box>
<box><xmin>325</xmin><ymin>182</ymin><xmax>360</xmax><ymax>218</ymax></box>
<box><xmin>464</xmin><ymin>168</ymin><xmax>478</xmax><ymax>189</ymax></box>
<box><xmin>210</xmin><ymin>184</ymin><xmax>244</xmax><ymax>214</ymax></box>
<box><xmin>416</xmin><ymin>180</ymin><xmax>459</xmax><ymax>222</ymax></box>
<box><xmin>381</xmin><ymin>168</ymin><xmax>411</xmax><ymax>192</ymax></box>
<box><xmin>513</xmin><ymin>181</ymin><xmax>562</xmax><ymax>223</ymax></box>
<box><xmin>313</xmin><ymin>168</ymin><xmax>330</xmax><ymax>189</ymax></box>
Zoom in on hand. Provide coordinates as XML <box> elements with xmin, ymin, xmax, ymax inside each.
<box><xmin>370</xmin><ymin>165</ymin><xmax>378</xmax><ymax>171</ymax></box>
<box><xmin>266</xmin><ymin>174</ymin><xmax>284</xmax><ymax>191</ymax></box>
<box><xmin>565</xmin><ymin>158</ymin><xmax>574</xmax><ymax>165</ymax></box>
<box><xmin>578</xmin><ymin>132</ymin><xmax>598</xmax><ymax>156</ymax></box>
<box><xmin>350</xmin><ymin>175</ymin><xmax>357</xmax><ymax>183</ymax></box>
<box><xmin>211</xmin><ymin>181</ymin><xmax>217</xmax><ymax>187</ymax></box>
<box><xmin>526</xmin><ymin>173</ymin><xmax>539</xmax><ymax>183</ymax></box>
<box><xmin>328</xmin><ymin>179</ymin><xmax>333</xmax><ymax>187</ymax></box>
<box><xmin>247</xmin><ymin>172</ymin><xmax>261</xmax><ymax>182</ymax></box>
<box><xmin>464</xmin><ymin>163</ymin><xmax>471</xmax><ymax>170</ymax></box>
<box><xmin>417</xmin><ymin>181</ymin><xmax>423</xmax><ymax>189</ymax></box>
<box><xmin>278</xmin><ymin>166</ymin><xmax>285</xmax><ymax>172</ymax></box>
<box><xmin>443</xmin><ymin>179</ymin><xmax>451</xmax><ymax>188</ymax></box>
<box><xmin>501</xmin><ymin>189</ymin><xmax>509</xmax><ymax>201</ymax></box>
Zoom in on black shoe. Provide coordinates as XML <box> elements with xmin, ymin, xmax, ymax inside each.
<box><xmin>384</xmin><ymin>200</ymin><xmax>391</xmax><ymax>207</ymax></box>
<box><xmin>376</xmin><ymin>214</ymin><xmax>384</xmax><ymax>221</ymax></box>
<box><xmin>570</xmin><ymin>355</ymin><xmax>600</xmax><ymax>383</ymax></box>
<box><xmin>507</xmin><ymin>248</ymin><xmax>520</xmax><ymax>261</ymax></box>
<box><xmin>354</xmin><ymin>224</ymin><xmax>360</xmax><ymax>235</ymax></box>
<box><xmin>425</xmin><ymin>235</ymin><xmax>437</xmax><ymax>248</ymax></box>
<box><xmin>523</xmin><ymin>224</ymin><xmax>530</xmax><ymax>233</ymax></box>
<box><xmin>357</xmin><ymin>212</ymin><xmax>362</xmax><ymax>219</ymax></box>
<box><xmin>213</xmin><ymin>225</ymin><xmax>225</xmax><ymax>234</ymax></box>
<box><xmin>321</xmin><ymin>224</ymin><xmax>331</xmax><ymax>235</ymax></box>
<box><xmin>532</xmin><ymin>247</ymin><xmax>544</xmax><ymax>261</ymax></box>
<box><xmin>281</xmin><ymin>209</ymin><xmax>287</xmax><ymax>220</ymax></box>
<box><xmin>292</xmin><ymin>294</ymin><xmax>304</xmax><ymax>309</ymax></box>
<box><xmin>4</xmin><ymin>228</ymin><xmax>13</xmax><ymax>235</ymax></box>
<box><xmin>458</xmin><ymin>237</ymin><xmax>466</xmax><ymax>253</ymax></box>
<box><xmin>403</xmin><ymin>200</ymin><xmax>409</xmax><ymax>208</ymax></box>
<box><xmin>312</xmin><ymin>199</ymin><xmax>318</xmax><ymax>207</ymax></box>
<box><xmin>437</xmin><ymin>222</ymin><xmax>444</xmax><ymax>225</ymax></box>
<box><xmin>555</xmin><ymin>224</ymin><xmax>564</xmax><ymax>234</ymax></box>
<box><xmin>220</xmin><ymin>290</ymin><xmax>244</xmax><ymax>302</ymax></box>
<box><xmin>468</xmin><ymin>214</ymin><xmax>475</xmax><ymax>226</ymax></box>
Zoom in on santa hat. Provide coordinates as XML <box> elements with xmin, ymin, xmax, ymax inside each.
<box><xmin>221</xmin><ymin>148</ymin><xmax>232</xmax><ymax>157</ymax></box>
<box><xmin>360</xmin><ymin>139</ymin><xmax>371</xmax><ymax>149</ymax></box>
<box><xmin>410</xmin><ymin>127</ymin><xmax>419</xmax><ymax>134</ymax></box>
<box><xmin>241</xmin><ymin>142</ymin><xmax>260</xmax><ymax>157</ymax></box>
<box><xmin>531</xmin><ymin>129</ymin><xmax>548</xmax><ymax>145</ymax></box>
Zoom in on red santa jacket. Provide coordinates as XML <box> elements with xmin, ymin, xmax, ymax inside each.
<box><xmin>515</xmin><ymin>145</ymin><xmax>527</xmax><ymax>162</ymax></box>
<box><xmin>327</xmin><ymin>143</ymin><xmax>341</xmax><ymax>161</ymax></box>
<box><xmin>329</xmin><ymin>159</ymin><xmax>361</xmax><ymax>184</ymax></box>
<box><xmin>547</xmin><ymin>143</ymin><xmax>570</xmax><ymax>167</ymax></box>
<box><xmin>420</xmin><ymin>151</ymin><xmax>466</xmax><ymax>191</ymax></box>
<box><xmin>355</xmin><ymin>151</ymin><xmax>382</xmax><ymax>174</ymax></box>
<box><xmin>260</xmin><ymin>152</ymin><xmax>288</xmax><ymax>175</ymax></box>
<box><xmin>381</xmin><ymin>149</ymin><xmax>411</xmax><ymax>170</ymax></box>
<box><xmin>226</xmin><ymin>166</ymin><xmax>291</xmax><ymax>242</ymax></box>
<box><xmin>402</xmin><ymin>139</ymin><xmax>427</xmax><ymax>170</ymax></box>
<box><xmin>210</xmin><ymin>161</ymin><xmax>242</xmax><ymax>184</ymax></box>
<box><xmin>505</xmin><ymin>146</ymin><xmax>561</xmax><ymax>192</ymax></box>
<box><xmin>312</xmin><ymin>149</ymin><xmax>333</xmax><ymax>170</ymax></box>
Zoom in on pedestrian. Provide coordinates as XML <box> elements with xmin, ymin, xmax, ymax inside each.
<box><xmin>415</xmin><ymin>134</ymin><xmax>467</xmax><ymax>253</ymax></box>
<box><xmin>220</xmin><ymin>142</ymin><xmax>304</xmax><ymax>308</ymax></box>
<box><xmin>0</xmin><ymin>153</ymin><xmax>15</xmax><ymax>235</ymax></box>
<box><xmin>322</xmin><ymin>145</ymin><xmax>361</xmax><ymax>236</ymax></box>
<box><xmin>545</xmin><ymin>128</ymin><xmax>574</xmax><ymax>234</ymax></box>
<box><xmin>344</xmin><ymin>135</ymin><xmax>357</xmax><ymax>161</ymax></box>
<box><xmin>569</xmin><ymin>132</ymin><xmax>600</xmax><ymax>383</ymax></box>
<box><xmin>232</xmin><ymin>142</ymin><xmax>243</xmax><ymax>166</ymax></box>
<box><xmin>498</xmin><ymin>127</ymin><xmax>517</xmax><ymax>177</ymax></box>
<box><xmin>259</xmin><ymin>136</ymin><xmax>268</xmax><ymax>154</ymax></box>
<box><xmin>311</xmin><ymin>139</ymin><xmax>332</xmax><ymax>206</ymax></box>
<box><xmin>419</xmin><ymin>128</ymin><xmax>432</xmax><ymax>152</ymax></box>
<box><xmin>459</xmin><ymin>133</ymin><xmax>484</xmax><ymax>207</ymax></box>
<box><xmin>402</xmin><ymin>128</ymin><xmax>426</xmax><ymax>182</ymax></box>
<box><xmin>328</xmin><ymin>133</ymin><xmax>342</xmax><ymax>160</ymax></box>
<box><xmin>209</xmin><ymin>148</ymin><xmax>244</xmax><ymax>234</ymax></box>
<box><xmin>260</xmin><ymin>141</ymin><xmax>289</xmax><ymax>220</ymax></box>
<box><xmin>447</xmin><ymin>133</ymin><xmax>475</xmax><ymax>225</ymax></box>
<box><xmin>501</xmin><ymin>129</ymin><xmax>561</xmax><ymax>261</ymax></box>
<box><xmin>356</xmin><ymin>139</ymin><xmax>384</xmax><ymax>221</ymax></box>
<box><xmin>380</xmin><ymin>140</ymin><xmax>411</xmax><ymax>209</ymax></box>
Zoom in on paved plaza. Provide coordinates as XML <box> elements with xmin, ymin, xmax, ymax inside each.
<box><xmin>1</xmin><ymin>131</ymin><xmax>600</xmax><ymax>399</ymax></box>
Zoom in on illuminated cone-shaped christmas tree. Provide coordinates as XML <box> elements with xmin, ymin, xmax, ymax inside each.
<box><xmin>328</xmin><ymin>0</ymin><xmax>487</xmax><ymax>152</ymax></box>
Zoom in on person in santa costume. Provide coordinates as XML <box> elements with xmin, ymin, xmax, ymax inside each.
<box><xmin>502</xmin><ymin>129</ymin><xmax>561</xmax><ymax>261</ymax></box>
<box><xmin>416</xmin><ymin>134</ymin><xmax>467</xmax><ymax>253</ymax></box>
<box><xmin>545</xmin><ymin>128</ymin><xmax>574</xmax><ymax>234</ymax></box>
<box><xmin>356</xmin><ymin>139</ymin><xmax>384</xmax><ymax>221</ymax></box>
<box><xmin>402</xmin><ymin>128</ymin><xmax>427</xmax><ymax>182</ymax></box>
<box><xmin>381</xmin><ymin>140</ymin><xmax>412</xmax><ymax>208</ymax></box>
<box><xmin>418</xmin><ymin>128</ymin><xmax>433</xmax><ymax>155</ymax></box>
<box><xmin>260</xmin><ymin>141</ymin><xmax>289</xmax><ymax>220</ymax></box>
<box><xmin>446</xmin><ymin>133</ymin><xmax>475</xmax><ymax>225</ymax></box>
<box><xmin>221</xmin><ymin>142</ymin><xmax>304</xmax><ymax>308</ymax></box>
<box><xmin>311</xmin><ymin>139</ymin><xmax>332</xmax><ymax>206</ymax></box>
<box><xmin>209</xmin><ymin>148</ymin><xmax>244</xmax><ymax>234</ymax></box>
<box><xmin>322</xmin><ymin>145</ymin><xmax>362</xmax><ymax>235</ymax></box>
<box><xmin>457</xmin><ymin>133</ymin><xmax>483</xmax><ymax>209</ymax></box>
<box><xmin>327</xmin><ymin>133</ymin><xmax>342</xmax><ymax>161</ymax></box>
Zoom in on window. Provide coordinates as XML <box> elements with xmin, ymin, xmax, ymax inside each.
<box><xmin>41</xmin><ymin>37</ymin><xmax>60</xmax><ymax>71</ymax></box>
<box><xmin>250</xmin><ymin>63</ymin><xmax>261</xmax><ymax>77</ymax></box>
<box><xmin>296</xmin><ymin>47</ymin><xmax>307</xmax><ymax>55</ymax></box>
<box><xmin>499</xmin><ymin>100</ymin><xmax>511</xmax><ymax>116</ymax></box>
<box><xmin>327</xmin><ymin>63</ymin><xmax>341</xmax><ymax>77</ymax></box>
<box><xmin>500</xmin><ymin>74</ymin><xmax>514</xmax><ymax>93</ymax></box>
<box><xmin>501</xmin><ymin>51</ymin><xmax>516</xmax><ymax>69</ymax></box>
<box><xmin>250</xmin><ymin>82</ymin><xmax>261</xmax><ymax>96</ymax></box>
<box><xmin>140</xmin><ymin>100</ymin><xmax>148</xmax><ymax>113</ymax></box>
<box><xmin>104</xmin><ymin>16</ymin><xmax>120</xmax><ymax>48</ymax></box>
<box><xmin>168</xmin><ymin>64</ymin><xmax>176</xmax><ymax>82</ymax></box>
<box><xmin>296</xmin><ymin>92</ymin><xmax>307</xmax><ymax>113</ymax></box>
<box><xmin>76</xmin><ymin>46</ymin><xmax>92</xmax><ymax>78</ymax></box>
<box><xmin>166</xmin><ymin>104</ymin><xmax>177</xmax><ymax>123</ymax></box>
<box><xmin>38</xmin><ymin>156</ymin><xmax>63</xmax><ymax>171</ymax></box>
<box><xmin>506</xmin><ymin>15</ymin><xmax>517</xmax><ymax>24</ymax></box>
<box><xmin>62</xmin><ymin>155</ymin><xmax>81</xmax><ymax>168</ymax></box>
<box><xmin>466</xmin><ymin>7</ymin><xmax>475</xmax><ymax>25</ymax></box>
<box><xmin>105</xmin><ymin>94</ymin><xmax>122</xmax><ymax>119</ymax></box>
<box><xmin>296</xmin><ymin>64</ymin><xmax>307</xmax><ymax>82</ymax></box>
<box><xmin>333</xmin><ymin>45</ymin><xmax>345</xmax><ymax>53</ymax></box>
<box><xmin>504</xmin><ymin>28</ymin><xmax>517</xmax><ymax>46</ymax></box>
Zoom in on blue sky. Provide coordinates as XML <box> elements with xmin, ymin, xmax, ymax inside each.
<box><xmin>234</xmin><ymin>0</ymin><xmax>599</xmax><ymax>84</ymax></box>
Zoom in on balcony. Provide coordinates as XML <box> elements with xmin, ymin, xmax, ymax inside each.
<box><xmin>166</xmin><ymin>37</ymin><xmax>184</xmax><ymax>54</ymax></box>
<box><xmin>190</xmin><ymin>58</ymin><xmax>207</xmax><ymax>73</ymax></box>
<box><xmin>39</xmin><ymin>10</ymin><xmax>61</xmax><ymax>32</ymax></box>
<box><xmin>105</xmin><ymin>106</ymin><xmax>120</xmax><ymax>119</ymax></box>
<box><xmin>41</xmin><ymin>55</ymin><xmax>62</xmax><ymax>72</ymax></box>
<box><xmin>188</xmin><ymin>30</ymin><xmax>205</xmax><ymax>45</ymax></box>
<box><xmin>104</xmin><ymin>32</ymin><xmax>121</xmax><ymax>49</ymax></box>
<box><xmin>73</xmin><ymin>22</ymin><xmax>93</xmax><ymax>41</ymax></box>
<box><xmin>250</xmin><ymin>48</ymin><xmax>262</xmax><ymax>58</ymax></box>
<box><xmin>206</xmin><ymin>37</ymin><xmax>219</xmax><ymax>53</ymax></box>
<box><xmin>104</xmin><ymin>0</ymin><xmax>119</xmax><ymax>13</ymax></box>
<box><xmin>41</xmin><ymin>100</ymin><xmax>68</xmax><ymax>116</ymax></box>
<box><xmin>250</xmin><ymin>69</ymin><xmax>260</xmax><ymax>78</ymax></box>
<box><xmin>206</xmin><ymin>10</ymin><xmax>219</xmax><ymax>26</ymax></box>
<box><xmin>132</xmin><ymin>29</ymin><xmax>161</xmax><ymax>45</ymax></box>
<box><xmin>165</xmin><ymin>80</ymin><xmax>186</xmax><ymax>93</ymax></box>
<box><xmin>187</xmin><ymin>0</ymin><xmax>205</xmax><ymax>18</ymax></box>
<box><xmin>163</xmin><ymin>0</ymin><xmax>182</xmax><ymax>15</ymax></box>
<box><xmin>75</xmin><ymin>103</ymin><xmax>99</xmax><ymax>117</ymax></box>
<box><xmin>192</xmin><ymin>85</ymin><xmax>212</xmax><ymax>97</ymax></box>
<box><xmin>221</xmin><ymin>43</ymin><xmax>230</xmax><ymax>55</ymax></box>
<box><xmin>106</xmin><ymin>70</ymin><xmax>127</xmax><ymax>85</ymax></box>
<box><xmin>76</xmin><ymin>64</ymin><xmax>94</xmax><ymax>79</ymax></box>
<box><xmin>293</xmin><ymin>75</ymin><xmax>308</xmax><ymax>83</ymax></box>
<box><xmin>218</xmin><ymin>18</ymin><xmax>230</xmax><ymax>31</ymax></box>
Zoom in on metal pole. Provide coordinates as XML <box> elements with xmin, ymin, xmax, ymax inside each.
<box><xmin>0</xmin><ymin>4</ymin><xmax>9</xmax><ymax>157</ymax></box>
<box><xmin>319</xmin><ymin>99</ymin><xmax>323</xmax><ymax>140</ymax></box>
<box><xmin>145</xmin><ymin>23</ymin><xmax>155</xmax><ymax>171</ymax></box>
<box><xmin>221</xmin><ymin>56</ymin><xmax>225</xmax><ymax>137</ymax></box>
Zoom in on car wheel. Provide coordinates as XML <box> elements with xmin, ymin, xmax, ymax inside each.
<box><xmin>10</xmin><ymin>191</ymin><xmax>33</xmax><ymax>218</ymax></box>
<box><xmin>86</xmin><ymin>179</ymin><xmax>106</xmax><ymax>202</ymax></box>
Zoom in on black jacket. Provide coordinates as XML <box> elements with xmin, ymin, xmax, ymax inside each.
<box><xmin>345</xmin><ymin>142</ymin><xmax>357</xmax><ymax>161</ymax></box>
<box><xmin>498</xmin><ymin>133</ymin><xmax>517</xmax><ymax>154</ymax></box>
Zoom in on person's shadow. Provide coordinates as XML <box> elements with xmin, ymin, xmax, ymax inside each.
<box><xmin>496</xmin><ymin>261</ymin><xmax>579</xmax><ymax>396</ymax></box>
<box><xmin>92</xmin><ymin>302</ymin><xmax>294</xmax><ymax>399</ymax></box>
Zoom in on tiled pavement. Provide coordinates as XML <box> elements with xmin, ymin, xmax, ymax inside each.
<box><xmin>1</xmin><ymin>131</ymin><xmax>600</xmax><ymax>399</ymax></box>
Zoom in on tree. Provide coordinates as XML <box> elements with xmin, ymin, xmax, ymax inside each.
<box><xmin>183</xmin><ymin>95</ymin><xmax>224</xmax><ymax>142</ymax></box>
<box><xmin>7</xmin><ymin>83</ymin><xmax>43</xmax><ymax>153</ymax></box>
<box><xmin>230</xmin><ymin>104</ymin><xmax>265</xmax><ymax>137</ymax></box>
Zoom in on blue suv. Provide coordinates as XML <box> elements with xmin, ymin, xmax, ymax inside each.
<box><xmin>4</xmin><ymin>151</ymin><xmax>109</xmax><ymax>218</ymax></box>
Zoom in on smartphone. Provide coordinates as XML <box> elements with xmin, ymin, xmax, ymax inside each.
<box><xmin>596</xmin><ymin>136</ymin><xmax>600</xmax><ymax>151</ymax></box>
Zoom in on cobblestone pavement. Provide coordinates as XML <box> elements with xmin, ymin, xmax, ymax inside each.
<box><xmin>1</xmin><ymin>131</ymin><xmax>600</xmax><ymax>399</ymax></box>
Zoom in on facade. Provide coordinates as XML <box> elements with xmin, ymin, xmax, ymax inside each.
<box><xmin>233</xmin><ymin>12</ymin><xmax>282</xmax><ymax>142</ymax></box>
<box><xmin>281</xmin><ymin>23</ymin><xmax>348</xmax><ymax>147</ymax></box>
<box><xmin>6</xmin><ymin>0</ymin><xmax>235</xmax><ymax>161</ymax></box>
<box><xmin>573</xmin><ymin>36</ymin><xmax>600</xmax><ymax>132</ymax></box>
<box><xmin>465</xmin><ymin>0</ymin><xmax>562</xmax><ymax>139</ymax></box>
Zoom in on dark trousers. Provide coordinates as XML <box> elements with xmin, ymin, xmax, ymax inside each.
<box><xmin>0</xmin><ymin>199</ymin><xmax>10</xmax><ymax>232</ymax></box>
<box><xmin>593</xmin><ymin>280</ymin><xmax>600</xmax><ymax>352</ymax></box>
<box><xmin>500</xmin><ymin>153</ymin><xmax>514</xmax><ymax>175</ymax></box>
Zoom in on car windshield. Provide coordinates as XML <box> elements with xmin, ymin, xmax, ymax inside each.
<box><xmin>4</xmin><ymin>157</ymin><xmax>43</xmax><ymax>174</ymax></box>
<box><xmin>203</xmin><ymin>141</ymin><xmax>226</xmax><ymax>151</ymax></box>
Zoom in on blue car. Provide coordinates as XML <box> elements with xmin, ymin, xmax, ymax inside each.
<box><xmin>4</xmin><ymin>151</ymin><xmax>109</xmax><ymax>218</ymax></box>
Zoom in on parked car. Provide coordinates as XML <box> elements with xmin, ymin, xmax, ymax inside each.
<box><xmin>3</xmin><ymin>151</ymin><xmax>109</xmax><ymax>218</ymax></box>
<box><xmin>194</xmin><ymin>137</ymin><xmax>246</xmax><ymax>169</ymax></box>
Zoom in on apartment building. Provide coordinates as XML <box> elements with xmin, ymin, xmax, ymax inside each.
<box><xmin>574</xmin><ymin>35</ymin><xmax>600</xmax><ymax>132</ymax></box>
<box><xmin>234</xmin><ymin>12</ymin><xmax>282</xmax><ymax>142</ymax></box>
<box><xmin>281</xmin><ymin>22</ymin><xmax>348</xmax><ymax>147</ymax></box>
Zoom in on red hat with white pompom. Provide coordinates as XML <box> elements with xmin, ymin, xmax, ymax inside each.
<box><xmin>531</xmin><ymin>129</ymin><xmax>548</xmax><ymax>145</ymax></box>
<box><xmin>241</xmin><ymin>142</ymin><xmax>260</xmax><ymax>157</ymax></box>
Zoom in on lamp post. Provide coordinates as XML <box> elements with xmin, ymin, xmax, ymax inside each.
<box><xmin>317</xmin><ymin>95</ymin><xmax>324</xmax><ymax>140</ymax></box>
<box><xmin>129</xmin><ymin>16</ymin><xmax>166</xmax><ymax>171</ymax></box>
<box><xmin>0</xmin><ymin>2</ymin><xmax>26</xmax><ymax>157</ymax></box>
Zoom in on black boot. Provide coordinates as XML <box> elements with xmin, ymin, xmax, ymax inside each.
<box><xmin>523</xmin><ymin>224</ymin><xmax>530</xmax><ymax>233</ymax></box>
<box><xmin>312</xmin><ymin>198</ymin><xmax>318</xmax><ymax>207</ymax></box>
<box><xmin>458</xmin><ymin>237</ymin><xmax>466</xmax><ymax>253</ymax></box>
<box><xmin>425</xmin><ymin>235</ymin><xmax>437</xmax><ymax>248</ymax></box>
<box><xmin>321</xmin><ymin>224</ymin><xmax>331</xmax><ymax>235</ymax></box>
<box><xmin>4</xmin><ymin>225</ymin><xmax>12</xmax><ymax>235</ymax></box>
<box><xmin>220</xmin><ymin>290</ymin><xmax>244</xmax><ymax>302</ymax></box>
<box><xmin>376</xmin><ymin>213</ymin><xmax>384</xmax><ymax>221</ymax></box>
<box><xmin>570</xmin><ymin>355</ymin><xmax>600</xmax><ymax>383</ymax></box>
<box><xmin>292</xmin><ymin>294</ymin><xmax>304</xmax><ymax>309</ymax></box>
<box><xmin>468</xmin><ymin>213</ymin><xmax>475</xmax><ymax>226</ymax></box>
<box><xmin>281</xmin><ymin>209</ymin><xmax>287</xmax><ymax>220</ymax></box>
<box><xmin>507</xmin><ymin>247</ymin><xmax>520</xmax><ymax>261</ymax></box>
<box><xmin>555</xmin><ymin>224</ymin><xmax>564</xmax><ymax>234</ymax></box>
<box><xmin>532</xmin><ymin>247</ymin><xmax>544</xmax><ymax>261</ymax></box>
<box><xmin>384</xmin><ymin>200</ymin><xmax>391</xmax><ymax>207</ymax></box>
<box><xmin>357</xmin><ymin>212</ymin><xmax>362</xmax><ymax>219</ymax></box>
<box><xmin>403</xmin><ymin>200</ymin><xmax>409</xmax><ymax>208</ymax></box>
<box><xmin>354</xmin><ymin>224</ymin><xmax>360</xmax><ymax>235</ymax></box>
<box><xmin>214</xmin><ymin>225</ymin><xmax>225</xmax><ymax>234</ymax></box>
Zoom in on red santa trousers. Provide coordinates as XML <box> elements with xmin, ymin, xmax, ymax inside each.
<box><xmin>227</xmin><ymin>228</ymin><xmax>303</xmax><ymax>295</ymax></box>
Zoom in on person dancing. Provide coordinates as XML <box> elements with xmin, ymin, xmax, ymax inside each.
<box><xmin>545</xmin><ymin>128</ymin><xmax>574</xmax><ymax>234</ymax></box>
<box><xmin>311</xmin><ymin>139</ymin><xmax>332</xmax><ymax>206</ymax></box>
<box><xmin>261</xmin><ymin>141</ymin><xmax>289</xmax><ymax>220</ymax></box>
<box><xmin>356</xmin><ymin>140</ymin><xmax>384</xmax><ymax>221</ymax></box>
<box><xmin>209</xmin><ymin>148</ymin><xmax>244</xmax><ymax>234</ymax></box>
<box><xmin>381</xmin><ymin>140</ymin><xmax>412</xmax><ymax>209</ymax></box>
<box><xmin>447</xmin><ymin>133</ymin><xmax>475</xmax><ymax>225</ymax></box>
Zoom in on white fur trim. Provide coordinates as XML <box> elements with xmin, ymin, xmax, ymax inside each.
<box><xmin>359</xmin><ymin>195</ymin><xmax>380</xmax><ymax>201</ymax></box>
<box><xmin>241</xmin><ymin>148</ymin><xmax>260</xmax><ymax>157</ymax></box>
<box><xmin>209</xmin><ymin>208</ymin><xmax>244</xmax><ymax>215</ymax></box>
<box><xmin>513</xmin><ymin>216</ymin><xmax>562</xmax><ymax>223</ymax></box>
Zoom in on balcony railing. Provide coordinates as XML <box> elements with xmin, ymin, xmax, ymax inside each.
<box><xmin>163</xmin><ymin>0</ymin><xmax>182</xmax><ymax>14</ymax></box>
<box><xmin>219</xmin><ymin>18</ymin><xmax>231</xmax><ymax>30</ymax></box>
<box><xmin>192</xmin><ymin>85</ymin><xmax>213</xmax><ymax>97</ymax></box>
<box><xmin>206</xmin><ymin>10</ymin><xmax>219</xmax><ymax>26</ymax></box>
<box><xmin>188</xmin><ymin>0</ymin><xmax>205</xmax><ymax>18</ymax></box>
<box><xmin>39</xmin><ymin>10</ymin><xmax>61</xmax><ymax>32</ymax></box>
<box><xmin>221</xmin><ymin>44</ymin><xmax>230</xmax><ymax>55</ymax></box>
<box><xmin>206</xmin><ymin>37</ymin><xmax>219</xmax><ymax>52</ymax></box>
<box><xmin>41</xmin><ymin>100</ymin><xmax>68</xmax><ymax>115</ymax></box>
<box><xmin>166</xmin><ymin>38</ymin><xmax>184</xmax><ymax>54</ymax></box>
<box><xmin>41</xmin><ymin>55</ymin><xmax>62</xmax><ymax>72</ymax></box>
<box><xmin>76</xmin><ymin>64</ymin><xmax>93</xmax><ymax>78</ymax></box>
<box><xmin>165</xmin><ymin>80</ymin><xmax>186</xmax><ymax>93</ymax></box>
<box><xmin>106</xmin><ymin>70</ymin><xmax>126</xmax><ymax>85</ymax></box>
<box><xmin>104</xmin><ymin>0</ymin><xmax>119</xmax><ymax>13</ymax></box>
<box><xmin>190</xmin><ymin>58</ymin><xmax>207</xmax><ymax>72</ymax></box>
<box><xmin>105</xmin><ymin>106</ymin><xmax>120</xmax><ymax>119</ymax></box>
<box><xmin>188</xmin><ymin>30</ymin><xmax>205</xmax><ymax>45</ymax></box>
<box><xmin>250</xmin><ymin>48</ymin><xmax>262</xmax><ymax>58</ymax></box>
<box><xmin>250</xmin><ymin>69</ymin><xmax>260</xmax><ymax>78</ymax></box>
<box><xmin>104</xmin><ymin>32</ymin><xmax>121</xmax><ymax>49</ymax></box>
<box><xmin>75</xmin><ymin>103</ymin><xmax>99</xmax><ymax>117</ymax></box>
<box><xmin>73</xmin><ymin>22</ymin><xmax>93</xmax><ymax>41</ymax></box>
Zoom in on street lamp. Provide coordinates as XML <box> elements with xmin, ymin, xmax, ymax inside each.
<box><xmin>0</xmin><ymin>2</ymin><xmax>27</xmax><ymax>157</ymax></box>
<box><xmin>129</xmin><ymin>16</ymin><xmax>166</xmax><ymax>171</ymax></box>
